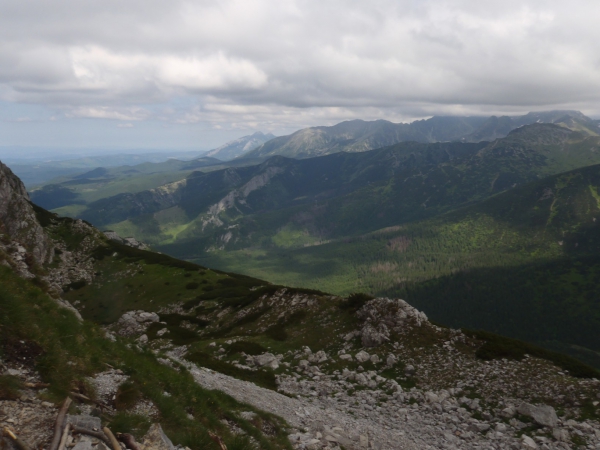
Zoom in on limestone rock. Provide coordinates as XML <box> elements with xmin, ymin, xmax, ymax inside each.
<box><xmin>254</xmin><ymin>353</ymin><xmax>279</xmax><ymax>369</ymax></box>
<box><xmin>517</xmin><ymin>402</ymin><xmax>558</xmax><ymax>427</ymax></box>
<box><xmin>356</xmin><ymin>298</ymin><xmax>428</xmax><ymax>348</ymax></box>
<box><xmin>521</xmin><ymin>435</ymin><xmax>537</xmax><ymax>449</ymax></box>
<box><xmin>104</xmin><ymin>231</ymin><xmax>150</xmax><ymax>250</ymax></box>
<box><xmin>142</xmin><ymin>423</ymin><xmax>175</xmax><ymax>450</ymax></box>
<box><xmin>0</xmin><ymin>161</ymin><xmax>54</xmax><ymax>266</ymax></box>
<box><xmin>355</xmin><ymin>350</ymin><xmax>370</xmax><ymax>363</ymax></box>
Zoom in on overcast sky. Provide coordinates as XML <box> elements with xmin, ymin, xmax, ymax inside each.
<box><xmin>1</xmin><ymin>0</ymin><xmax>600</xmax><ymax>152</ymax></box>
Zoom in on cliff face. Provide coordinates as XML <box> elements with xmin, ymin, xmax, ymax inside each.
<box><xmin>0</xmin><ymin>160</ymin><xmax>54</xmax><ymax>267</ymax></box>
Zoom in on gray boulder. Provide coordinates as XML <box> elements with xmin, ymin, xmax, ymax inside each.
<box><xmin>142</xmin><ymin>423</ymin><xmax>175</xmax><ymax>450</ymax></box>
<box><xmin>254</xmin><ymin>353</ymin><xmax>279</xmax><ymax>369</ymax></box>
<box><xmin>355</xmin><ymin>350</ymin><xmax>370</xmax><ymax>363</ymax></box>
<box><xmin>517</xmin><ymin>402</ymin><xmax>558</xmax><ymax>427</ymax></box>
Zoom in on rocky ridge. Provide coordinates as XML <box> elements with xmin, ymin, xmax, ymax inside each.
<box><xmin>114</xmin><ymin>291</ymin><xmax>600</xmax><ymax>450</ymax></box>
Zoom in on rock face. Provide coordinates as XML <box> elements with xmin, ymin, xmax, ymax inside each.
<box><xmin>356</xmin><ymin>298</ymin><xmax>428</xmax><ymax>348</ymax></box>
<box><xmin>114</xmin><ymin>310</ymin><xmax>160</xmax><ymax>336</ymax></box>
<box><xmin>0</xmin><ymin>160</ymin><xmax>54</xmax><ymax>267</ymax></box>
<box><xmin>103</xmin><ymin>231</ymin><xmax>150</xmax><ymax>250</ymax></box>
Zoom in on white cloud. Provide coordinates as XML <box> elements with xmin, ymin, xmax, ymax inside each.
<box><xmin>1</xmin><ymin>0</ymin><xmax>600</xmax><ymax>143</ymax></box>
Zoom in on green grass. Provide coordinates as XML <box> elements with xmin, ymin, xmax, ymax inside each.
<box><xmin>463</xmin><ymin>329</ymin><xmax>600</xmax><ymax>378</ymax></box>
<box><xmin>0</xmin><ymin>375</ymin><xmax>24</xmax><ymax>400</ymax></box>
<box><xmin>185</xmin><ymin>351</ymin><xmax>277</xmax><ymax>390</ymax></box>
<box><xmin>0</xmin><ymin>265</ymin><xmax>292</xmax><ymax>450</ymax></box>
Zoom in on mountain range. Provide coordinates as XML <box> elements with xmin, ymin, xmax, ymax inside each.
<box><xmin>244</xmin><ymin>110</ymin><xmax>600</xmax><ymax>159</ymax></box>
<box><xmin>26</xmin><ymin>119</ymin><xmax>600</xmax><ymax>366</ymax></box>
<box><xmin>1</xmin><ymin>155</ymin><xmax>600</xmax><ymax>449</ymax></box>
<box><xmin>205</xmin><ymin>131</ymin><xmax>277</xmax><ymax>160</ymax></box>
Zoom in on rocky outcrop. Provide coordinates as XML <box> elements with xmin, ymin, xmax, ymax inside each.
<box><xmin>356</xmin><ymin>298</ymin><xmax>428</xmax><ymax>347</ymax></box>
<box><xmin>103</xmin><ymin>231</ymin><xmax>150</xmax><ymax>250</ymax></box>
<box><xmin>0</xmin><ymin>160</ymin><xmax>54</xmax><ymax>267</ymax></box>
<box><xmin>518</xmin><ymin>402</ymin><xmax>559</xmax><ymax>428</ymax></box>
<box><xmin>114</xmin><ymin>310</ymin><xmax>160</xmax><ymax>336</ymax></box>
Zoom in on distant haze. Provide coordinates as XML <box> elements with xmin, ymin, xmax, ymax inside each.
<box><xmin>1</xmin><ymin>0</ymin><xmax>600</xmax><ymax>153</ymax></box>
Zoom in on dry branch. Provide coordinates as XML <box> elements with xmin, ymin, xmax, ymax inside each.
<box><xmin>71</xmin><ymin>426</ymin><xmax>111</xmax><ymax>446</ymax></box>
<box><xmin>57</xmin><ymin>424</ymin><xmax>71</xmax><ymax>450</ymax></box>
<box><xmin>117</xmin><ymin>432</ymin><xmax>142</xmax><ymax>450</ymax></box>
<box><xmin>49</xmin><ymin>397</ymin><xmax>72</xmax><ymax>450</ymax></box>
<box><xmin>208</xmin><ymin>431</ymin><xmax>228</xmax><ymax>450</ymax></box>
<box><xmin>103</xmin><ymin>426</ymin><xmax>121</xmax><ymax>450</ymax></box>
<box><xmin>3</xmin><ymin>427</ymin><xmax>32</xmax><ymax>450</ymax></box>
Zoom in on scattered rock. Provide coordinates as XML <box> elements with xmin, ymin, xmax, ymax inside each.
<box><xmin>142</xmin><ymin>424</ymin><xmax>175</xmax><ymax>450</ymax></box>
<box><xmin>517</xmin><ymin>402</ymin><xmax>558</xmax><ymax>428</ymax></box>
<box><xmin>355</xmin><ymin>351</ymin><xmax>370</xmax><ymax>363</ymax></box>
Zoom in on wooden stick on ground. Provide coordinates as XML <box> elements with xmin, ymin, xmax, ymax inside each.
<box><xmin>71</xmin><ymin>426</ymin><xmax>111</xmax><ymax>446</ymax></box>
<box><xmin>69</xmin><ymin>391</ymin><xmax>103</xmax><ymax>405</ymax></box>
<box><xmin>49</xmin><ymin>397</ymin><xmax>72</xmax><ymax>450</ymax></box>
<box><xmin>57</xmin><ymin>423</ymin><xmax>71</xmax><ymax>450</ymax></box>
<box><xmin>3</xmin><ymin>427</ymin><xmax>32</xmax><ymax>450</ymax></box>
<box><xmin>103</xmin><ymin>426</ymin><xmax>121</xmax><ymax>450</ymax></box>
<box><xmin>116</xmin><ymin>433</ymin><xmax>142</xmax><ymax>450</ymax></box>
<box><xmin>208</xmin><ymin>431</ymin><xmax>228</xmax><ymax>450</ymax></box>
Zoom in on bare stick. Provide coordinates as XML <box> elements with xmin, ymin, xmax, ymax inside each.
<box><xmin>23</xmin><ymin>382</ymin><xmax>50</xmax><ymax>389</ymax></box>
<box><xmin>71</xmin><ymin>426</ymin><xmax>111</xmax><ymax>446</ymax></box>
<box><xmin>57</xmin><ymin>423</ymin><xmax>71</xmax><ymax>450</ymax></box>
<box><xmin>3</xmin><ymin>427</ymin><xmax>32</xmax><ymax>450</ymax></box>
<box><xmin>49</xmin><ymin>397</ymin><xmax>72</xmax><ymax>450</ymax></box>
<box><xmin>69</xmin><ymin>391</ymin><xmax>103</xmax><ymax>405</ymax></box>
<box><xmin>117</xmin><ymin>433</ymin><xmax>142</xmax><ymax>450</ymax></box>
<box><xmin>208</xmin><ymin>431</ymin><xmax>228</xmax><ymax>450</ymax></box>
<box><xmin>103</xmin><ymin>427</ymin><xmax>121</xmax><ymax>450</ymax></box>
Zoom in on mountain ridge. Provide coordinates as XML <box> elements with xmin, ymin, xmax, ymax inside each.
<box><xmin>205</xmin><ymin>131</ymin><xmax>277</xmax><ymax>161</ymax></box>
<box><xmin>244</xmin><ymin>110</ymin><xmax>599</xmax><ymax>159</ymax></box>
<box><xmin>2</xmin><ymin>158</ymin><xmax>600</xmax><ymax>449</ymax></box>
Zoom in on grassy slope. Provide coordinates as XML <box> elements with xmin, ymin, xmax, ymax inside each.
<box><xmin>189</xmin><ymin>164</ymin><xmax>600</xmax><ymax>366</ymax></box>
<box><xmin>103</xmin><ymin>125</ymin><xmax>600</xmax><ymax>255</ymax></box>
<box><xmin>30</xmin><ymin>158</ymin><xmax>265</xmax><ymax>217</ymax></box>
<box><xmin>0</xmin><ymin>265</ymin><xmax>291</xmax><ymax>450</ymax></box>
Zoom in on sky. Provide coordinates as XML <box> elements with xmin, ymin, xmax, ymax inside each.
<box><xmin>1</xmin><ymin>0</ymin><xmax>600</xmax><ymax>153</ymax></box>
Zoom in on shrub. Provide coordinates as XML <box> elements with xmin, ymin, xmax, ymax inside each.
<box><xmin>115</xmin><ymin>381</ymin><xmax>141</xmax><ymax>410</ymax></box>
<box><xmin>463</xmin><ymin>329</ymin><xmax>600</xmax><ymax>378</ymax></box>
<box><xmin>64</xmin><ymin>279</ymin><xmax>87</xmax><ymax>291</ymax></box>
<box><xmin>0</xmin><ymin>375</ymin><xmax>23</xmax><ymax>400</ymax></box>
<box><xmin>265</xmin><ymin>324</ymin><xmax>287</xmax><ymax>341</ymax></box>
<box><xmin>229</xmin><ymin>341</ymin><xmax>267</xmax><ymax>356</ymax></box>
<box><xmin>185</xmin><ymin>282</ymin><xmax>200</xmax><ymax>290</ymax></box>
<box><xmin>339</xmin><ymin>292</ymin><xmax>374</xmax><ymax>310</ymax></box>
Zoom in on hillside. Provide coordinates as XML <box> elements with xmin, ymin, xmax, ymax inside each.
<box><xmin>206</xmin><ymin>131</ymin><xmax>276</xmax><ymax>161</ymax></box>
<box><xmin>2</xmin><ymin>159</ymin><xmax>600</xmax><ymax>449</ymax></box>
<box><xmin>192</xmin><ymin>162</ymin><xmax>600</xmax><ymax>366</ymax></box>
<box><xmin>244</xmin><ymin>110</ymin><xmax>599</xmax><ymax>159</ymax></box>
<box><xmin>70</xmin><ymin>124</ymin><xmax>600</xmax><ymax>252</ymax></box>
<box><xmin>28</xmin><ymin>155</ymin><xmax>265</xmax><ymax>216</ymax></box>
<box><xmin>0</xmin><ymin>161</ymin><xmax>292</xmax><ymax>450</ymax></box>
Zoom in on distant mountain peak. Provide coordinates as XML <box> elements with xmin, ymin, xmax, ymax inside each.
<box><xmin>205</xmin><ymin>131</ymin><xmax>276</xmax><ymax>161</ymax></box>
<box><xmin>242</xmin><ymin>110</ymin><xmax>596</xmax><ymax>160</ymax></box>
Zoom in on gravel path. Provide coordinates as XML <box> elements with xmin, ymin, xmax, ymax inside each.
<box><xmin>177</xmin><ymin>358</ymin><xmax>423</xmax><ymax>450</ymax></box>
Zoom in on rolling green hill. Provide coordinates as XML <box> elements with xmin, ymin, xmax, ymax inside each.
<box><xmin>189</xmin><ymin>163</ymin><xmax>600</xmax><ymax>367</ymax></box>
<box><xmin>70</xmin><ymin>124</ymin><xmax>600</xmax><ymax>253</ymax></box>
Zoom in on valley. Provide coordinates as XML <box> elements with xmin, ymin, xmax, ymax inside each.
<box><xmin>26</xmin><ymin>114</ymin><xmax>600</xmax><ymax>369</ymax></box>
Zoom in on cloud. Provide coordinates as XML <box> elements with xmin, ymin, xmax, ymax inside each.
<box><xmin>1</xmin><ymin>0</ymin><xmax>600</xmax><ymax>141</ymax></box>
